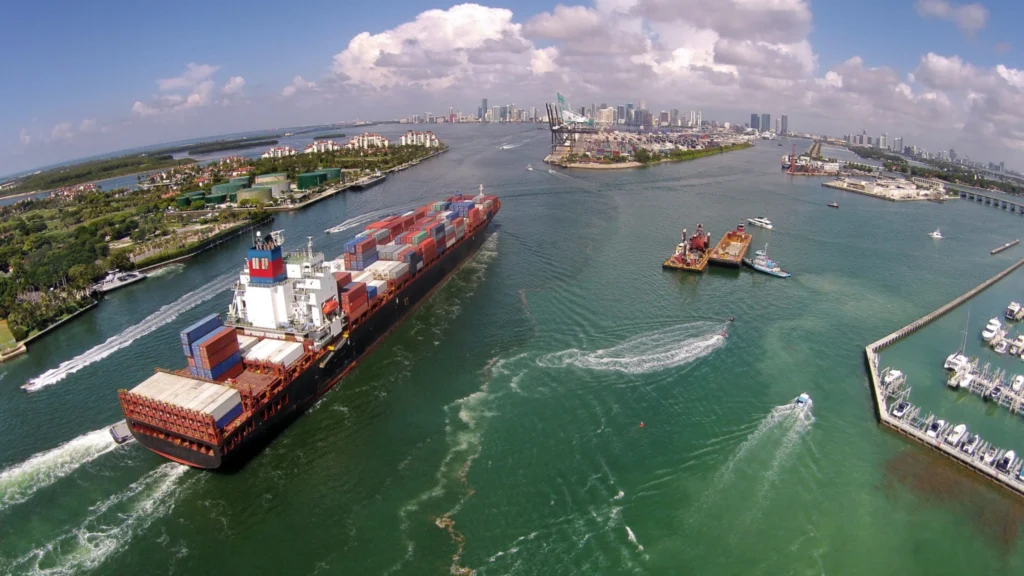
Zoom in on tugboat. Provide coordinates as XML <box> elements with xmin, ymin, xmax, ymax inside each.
<box><xmin>827</xmin><ymin>201</ymin><xmax>839</xmax><ymax>209</ymax></box>
<box><xmin>743</xmin><ymin>243</ymin><xmax>792</xmax><ymax>278</ymax></box>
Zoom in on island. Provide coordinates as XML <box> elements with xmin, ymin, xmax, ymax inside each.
<box><xmin>545</xmin><ymin>130</ymin><xmax>752</xmax><ymax>169</ymax></box>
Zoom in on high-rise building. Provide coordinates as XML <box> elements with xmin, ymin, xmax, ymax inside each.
<box><xmin>695</xmin><ymin>110</ymin><xmax>702</xmax><ymax>127</ymax></box>
<box><xmin>626</xmin><ymin>103</ymin><xmax>635</xmax><ymax>125</ymax></box>
<box><xmin>491</xmin><ymin>105</ymin><xmax>500</xmax><ymax>123</ymax></box>
<box><xmin>780</xmin><ymin>114</ymin><xmax>788</xmax><ymax>136</ymax></box>
<box><xmin>949</xmin><ymin>148</ymin><xmax>957</xmax><ymax>161</ymax></box>
<box><xmin>530</xmin><ymin>106</ymin><xmax>537</xmax><ymax>122</ymax></box>
<box><xmin>480</xmin><ymin>98</ymin><xmax>488</xmax><ymax>120</ymax></box>
<box><xmin>879</xmin><ymin>133</ymin><xmax>887</xmax><ymax>149</ymax></box>
<box><xmin>750</xmin><ymin>114</ymin><xmax>760</xmax><ymax>131</ymax></box>
<box><xmin>670</xmin><ymin>109</ymin><xmax>680</xmax><ymax>126</ymax></box>
<box><xmin>659</xmin><ymin>111</ymin><xmax>670</xmax><ymax>125</ymax></box>
<box><xmin>617</xmin><ymin>105</ymin><xmax>626</xmax><ymax>124</ymax></box>
<box><xmin>761</xmin><ymin>114</ymin><xmax>771</xmax><ymax>133</ymax></box>
<box><xmin>893</xmin><ymin>137</ymin><xmax>902</xmax><ymax>153</ymax></box>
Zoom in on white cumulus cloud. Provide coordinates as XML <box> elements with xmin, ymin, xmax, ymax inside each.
<box><xmin>222</xmin><ymin>76</ymin><xmax>245</xmax><ymax>95</ymax></box>
<box><xmin>282</xmin><ymin>75</ymin><xmax>319</xmax><ymax>97</ymax></box>
<box><xmin>132</xmin><ymin>63</ymin><xmax>221</xmax><ymax>116</ymax></box>
<box><xmin>18</xmin><ymin>128</ymin><xmax>32</xmax><ymax>146</ymax></box>
<box><xmin>915</xmin><ymin>0</ymin><xmax>988</xmax><ymax>37</ymax></box>
<box><xmin>50</xmin><ymin>122</ymin><xmax>74</xmax><ymax>141</ymax></box>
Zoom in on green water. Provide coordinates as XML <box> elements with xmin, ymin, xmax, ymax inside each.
<box><xmin>2</xmin><ymin>126</ymin><xmax>1024</xmax><ymax>574</ymax></box>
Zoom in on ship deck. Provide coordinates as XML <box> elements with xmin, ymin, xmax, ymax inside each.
<box><xmin>663</xmin><ymin>252</ymin><xmax>709</xmax><ymax>272</ymax></box>
<box><xmin>708</xmin><ymin>233</ymin><xmax>752</xmax><ymax>268</ymax></box>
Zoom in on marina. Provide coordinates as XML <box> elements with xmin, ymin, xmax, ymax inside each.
<box><xmin>866</xmin><ymin>255</ymin><xmax>1024</xmax><ymax>499</ymax></box>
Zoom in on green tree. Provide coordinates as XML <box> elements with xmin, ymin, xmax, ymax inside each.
<box><xmin>107</xmin><ymin>249</ymin><xmax>133</xmax><ymax>272</ymax></box>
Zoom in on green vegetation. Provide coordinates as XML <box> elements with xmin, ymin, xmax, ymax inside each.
<box><xmin>0</xmin><ymin>320</ymin><xmax>16</xmax><ymax>351</ymax></box>
<box><xmin>846</xmin><ymin>162</ymin><xmax>877</xmax><ymax>173</ymax></box>
<box><xmin>313</xmin><ymin>133</ymin><xmax>347</xmax><ymax>139</ymax></box>
<box><xmin>850</xmin><ymin>146</ymin><xmax>908</xmax><ymax>166</ymax></box>
<box><xmin>180</xmin><ymin>139</ymin><xmax>278</xmax><ymax>155</ymax></box>
<box><xmin>249</xmin><ymin>144</ymin><xmax>444</xmax><ymax>181</ymax></box>
<box><xmin>851</xmin><ymin>145</ymin><xmax>1024</xmax><ymax>195</ymax></box>
<box><xmin>634</xmin><ymin>142</ymin><xmax>752</xmax><ymax>164</ymax></box>
<box><xmin>2</xmin><ymin>154</ymin><xmax>194</xmax><ymax>196</ymax></box>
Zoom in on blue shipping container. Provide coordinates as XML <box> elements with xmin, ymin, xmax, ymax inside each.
<box><xmin>180</xmin><ymin>314</ymin><xmax>221</xmax><ymax>349</ymax></box>
<box><xmin>366</xmin><ymin>285</ymin><xmax>377</xmax><ymax>299</ymax></box>
<box><xmin>210</xmin><ymin>352</ymin><xmax>242</xmax><ymax>380</ymax></box>
<box><xmin>216</xmin><ymin>402</ymin><xmax>243</xmax><ymax>429</ymax></box>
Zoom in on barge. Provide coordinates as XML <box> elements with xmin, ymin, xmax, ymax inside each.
<box><xmin>707</xmin><ymin>223</ymin><xmax>752</xmax><ymax>268</ymax></box>
<box><xmin>663</xmin><ymin>224</ymin><xmax>710</xmax><ymax>272</ymax></box>
<box><xmin>118</xmin><ymin>188</ymin><xmax>500</xmax><ymax>469</ymax></box>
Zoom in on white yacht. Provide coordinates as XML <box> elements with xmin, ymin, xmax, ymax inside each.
<box><xmin>982</xmin><ymin>446</ymin><xmax>999</xmax><ymax>466</ymax></box>
<box><xmin>945</xmin><ymin>424</ymin><xmax>967</xmax><ymax>446</ymax></box>
<box><xmin>747</xmin><ymin>217</ymin><xmax>774</xmax><ymax>230</ymax></box>
<box><xmin>1013</xmin><ymin>375</ymin><xmax>1024</xmax><ymax>392</ymax></box>
<box><xmin>1007</xmin><ymin>302</ymin><xmax>1021</xmax><ymax>319</ymax></box>
<box><xmin>882</xmin><ymin>369</ymin><xmax>904</xmax><ymax>387</ymax></box>
<box><xmin>925</xmin><ymin>419</ymin><xmax>946</xmax><ymax>438</ymax></box>
<box><xmin>1010</xmin><ymin>335</ymin><xmax>1024</xmax><ymax>356</ymax></box>
<box><xmin>982</xmin><ymin>319</ymin><xmax>1002</xmax><ymax>342</ymax></box>
<box><xmin>997</xmin><ymin>450</ymin><xmax>1017</xmax><ymax>474</ymax></box>
<box><xmin>995</xmin><ymin>340</ymin><xmax>1010</xmax><ymax>355</ymax></box>
<box><xmin>944</xmin><ymin>353</ymin><xmax>969</xmax><ymax>371</ymax></box>
<box><xmin>891</xmin><ymin>400</ymin><xmax>909</xmax><ymax>418</ymax></box>
<box><xmin>961</xmin><ymin>434</ymin><xmax>980</xmax><ymax>455</ymax></box>
<box><xmin>929</xmin><ymin>228</ymin><xmax>943</xmax><ymax>239</ymax></box>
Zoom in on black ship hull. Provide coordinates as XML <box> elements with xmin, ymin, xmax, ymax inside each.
<box><xmin>130</xmin><ymin>225</ymin><xmax>494</xmax><ymax>470</ymax></box>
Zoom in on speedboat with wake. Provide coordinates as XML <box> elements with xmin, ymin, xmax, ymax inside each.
<box><xmin>827</xmin><ymin>201</ymin><xmax>839</xmax><ymax>209</ymax></box>
<box><xmin>526</xmin><ymin>164</ymin><xmax>533</xmax><ymax>171</ymax></box>
<box><xmin>794</xmin><ymin>393</ymin><xmax>812</xmax><ymax>409</ymax></box>
<box><xmin>929</xmin><ymin>228</ymin><xmax>943</xmax><ymax>239</ymax></box>
<box><xmin>742</xmin><ymin>243</ymin><xmax>792</xmax><ymax>278</ymax></box>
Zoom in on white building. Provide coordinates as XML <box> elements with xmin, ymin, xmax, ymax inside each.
<box><xmin>399</xmin><ymin>131</ymin><xmax>440</xmax><ymax>147</ymax></box>
<box><xmin>304</xmin><ymin>140</ymin><xmax>342</xmax><ymax>154</ymax></box>
<box><xmin>596</xmin><ymin>108</ymin><xmax>615</xmax><ymax>126</ymax></box>
<box><xmin>260</xmin><ymin>146</ymin><xmax>297</xmax><ymax>159</ymax></box>
<box><xmin>345</xmin><ymin>133</ymin><xmax>390</xmax><ymax>150</ymax></box>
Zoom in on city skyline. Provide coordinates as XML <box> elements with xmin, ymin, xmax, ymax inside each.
<box><xmin>5</xmin><ymin>0</ymin><xmax>1024</xmax><ymax>175</ymax></box>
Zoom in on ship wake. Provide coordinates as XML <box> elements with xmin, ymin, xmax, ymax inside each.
<box><xmin>23</xmin><ymin>273</ymin><xmax>236</xmax><ymax>392</ymax></box>
<box><xmin>0</xmin><ymin>427</ymin><xmax>127</xmax><ymax>512</ymax></box>
<box><xmin>535</xmin><ymin>322</ymin><xmax>726</xmax><ymax>374</ymax></box>
<box><xmin>324</xmin><ymin>205</ymin><xmax>417</xmax><ymax>235</ymax></box>
<box><xmin>2</xmin><ymin>464</ymin><xmax>189</xmax><ymax>576</ymax></box>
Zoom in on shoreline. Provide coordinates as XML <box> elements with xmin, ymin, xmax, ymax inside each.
<box><xmin>0</xmin><ymin>299</ymin><xmax>100</xmax><ymax>363</ymax></box>
<box><xmin>546</xmin><ymin>143</ymin><xmax>752</xmax><ymax>170</ymax></box>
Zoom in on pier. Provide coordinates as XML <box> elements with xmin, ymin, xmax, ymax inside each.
<box><xmin>865</xmin><ymin>255</ymin><xmax>1024</xmax><ymax>498</ymax></box>
<box><xmin>957</xmin><ymin>189</ymin><xmax>1024</xmax><ymax>215</ymax></box>
<box><xmin>991</xmin><ymin>239</ymin><xmax>1020</xmax><ymax>255</ymax></box>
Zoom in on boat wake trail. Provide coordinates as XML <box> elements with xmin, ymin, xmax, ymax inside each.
<box><xmin>3</xmin><ymin>464</ymin><xmax>189</xmax><ymax>575</ymax></box>
<box><xmin>688</xmin><ymin>402</ymin><xmax>814</xmax><ymax>530</ymax></box>
<box><xmin>23</xmin><ymin>274</ymin><xmax>236</xmax><ymax>392</ymax></box>
<box><xmin>146</xmin><ymin>263</ymin><xmax>185</xmax><ymax>278</ymax></box>
<box><xmin>535</xmin><ymin>322</ymin><xmax>726</xmax><ymax>374</ymax></box>
<box><xmin>325</xmin><ymin>205</ymin><xmax>416</xmax><ymax>235</ymax></box>
<box><xmin>0</xmin><ymin>428</ymin><xmax>127</xmax><ymax>512</ymax></box>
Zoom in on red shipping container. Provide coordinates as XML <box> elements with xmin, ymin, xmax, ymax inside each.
<box><xmin>414</xmin><ymin>206</ymin><xmax>428</xmax><ymax>218</ymax></box>
<box><xmin>354</xmin><ymin>237</ymin><xmax>377</xmax><ymax>254</ymax></box>
<box><xmin>198</xmin><ymin>341</ymin><xmax>241</xmax><ymax>369</ymax></box>
<box><xmin>215</xmin><ymin>361</ymin><xmax>245</xmax><ymax>383</ymax></box>
<box><xmin>334</xmin><ymin>271</ymin><xmax>352</xmax><ymax>288</ymax></box>
<box><xmin>343</xmin><ymin>302</ymin><xmax>368</xmax><ymax>319</ymax></box>
<box><xmin>341</xmin><ymin>288</ymin><xmax>367</xmax><ymax>306</ymax></box>
<box><xmin>188</xmin><ymin>357</ymin><xmax>196</xmax><ymax>369</ymax></box>
<box><xmin>196</xmin><ymin>326</ymin><xmax>239</xmax><ymax>356</ymax></box>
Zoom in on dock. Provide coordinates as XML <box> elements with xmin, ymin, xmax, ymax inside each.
<box><xmin>707</xmin><ymin>229</ymin><xmax>751</xmax><ymax>268</ymax></box>
<box><xmin>865</xmin><ymin>255</ymin><xmax>1024</xmax><ymax>499</ymax></box>
<box><xmin>991</xmin><ymin>239</ymin><xmax>1020</xmax><ymax>255</ymax></box>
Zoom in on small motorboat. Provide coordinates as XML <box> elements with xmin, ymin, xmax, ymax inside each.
<box><xmin>1007</xmin><ymin>302</ymin><xmax>1021</xmax><ymax>319</ymax></box>
<box><xmin>108</xmin><ymin>421</ymin><xmax>133</xmax><ymax>444</ymax></box>
<box><xmin>982</xmin><ymin>446</ymin><xmax>999</xmax><ymax>466</ymax></box>
<box><xmin>961</xmin><ymin>434</ymin><xmax>981</xmax><ymax>455</ymax></box>
<box><xmin>1013</xmin><ymin>375</ymin><xmax>1024</xmax><ymax>393</ymax></box>
<box><xmin>827</xmin><ymin>201</ymin><xmax>839</xmax><ymax>209</ymax></box>
<box><xmin>995</xmin><ymin>340</ymin><xmax>1010</xmax><ymax>355</ymax></box>
<box><xmin>982</xmin><ymin>319</ymin><xmax>1001</xmax><ymax>342</ymax></box>
<box><xmin>1010</xmin><ymin>336</ymin><xmax>1024</xmax><ymax>356</ymax></box>
<box><xmin>882</xmin><ymin>369</ymin><xmax>904</xmax><ymax>387</ymax></box>
<box><xmin>526</xmin><ymin>164</ymin><xmax>533</xmax><ymax>171</ymax></box>
<box><xmin>926</xmin><ymin>419</ymin><xmax>946</xmax><ymax>438</ymax></box>
<box><xmin>794</xmin><ymin>393</ymin><xmax>812</xmax><ymax>409</ymax></box>
<box><xmin>929</xmin><ymin>228</ymin><xmax>943</xmax><ymax>239</ymax></box>
<box><xmin>747</xmin><ymin>217</ymin><xmax>774</xmax><ymax>230</ymax></box>
<box><xmin>891</xmin><ymin>401</ymin><xmax>909</xmax><ymax>418</ymax></box>
<box><xmin>986</xmin><ymin>386</ymin><xmax>1004</xmax><ymax>402</ymax></box>
<box><xmin>944</xmin><ymin>424</ymin><xmax>967</xmax><ymax>447</ymax></box>
<box><xmin>997</xmin><ymin>450</ymin><xmax>1017</xmax><ymax>473</ymax></box>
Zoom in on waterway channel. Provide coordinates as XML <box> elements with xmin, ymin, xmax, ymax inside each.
<box><xmin>1</xmin><ymin>125</ymin><xmax>1023</xmax><ymax>574</ymax></box>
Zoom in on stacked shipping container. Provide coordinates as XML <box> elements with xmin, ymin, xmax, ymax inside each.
<box><xmin>180</xmin><ymin>315</ymin><xmax>243</xmax><ymax>382</ymax></box>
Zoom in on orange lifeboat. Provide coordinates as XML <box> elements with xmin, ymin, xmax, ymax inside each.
<box><xmin>322</xmin><ymin>299</ymin><xmax>339</xmax><ymax>316</ymax></box>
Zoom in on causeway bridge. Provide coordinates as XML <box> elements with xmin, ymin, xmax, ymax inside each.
<box><xmin>958</xmin><ymin>189</ymin><xmax>1024</xmax><ymax>214</ymax></box>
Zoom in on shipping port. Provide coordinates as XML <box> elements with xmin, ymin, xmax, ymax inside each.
<box><xmin>707</xmin><ymin>223</ymin><xmax>752</xmax><ymax>268</ymax></box>
<box><xmin>118</xmin><ymin>188</ymin><xmax>500</xmax><ymax>469</ymax></box>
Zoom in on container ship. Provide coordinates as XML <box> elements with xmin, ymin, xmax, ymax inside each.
<box><xmin>118</xmin><ymin>188</ymin><xmax>500</xmax><ymax>469</ymax></box>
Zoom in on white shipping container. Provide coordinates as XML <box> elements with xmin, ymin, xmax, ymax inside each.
<box><xmin>247</xmin><ymin>338</ymin><xmax>287</xmax><ymax>361</ymax></box>
<box><xmin>446</xmin><ymin>237</ymin><xmax>456</xmax><ymax>249</ymax></box>
<box><xmin>368</xmin><ymin>279</ymin><xmax>387</xmax><ymax>293</ymax></box>
<box><xmin>388</xmin><ymin>262</ymin><xmax>409</xmax><ymax>279</ymax></box>
<box><xmin>130</xmin><ymin>372</ymin><xmax>239</xmax><ymax>419</ymax></box>
<box><xmin>269</xmin><ymin>341</ymin><xmax>304</xmax><ymax>367</ymax></box>
<box><xmin>200</xmin><ymin>388</ymin><xmax>242</xmax><ymax>426</ymax></box>
<box><xmin>237</xmin><ymin>335</ymin><xmax>259</xmax><ymax>354</ymax></box>
<box><xmin>353</xmin><ymin>271</ymin><xmax>374</xmax><ymax>284</ymax></box>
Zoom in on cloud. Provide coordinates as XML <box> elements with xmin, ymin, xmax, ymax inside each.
<box><xmin>132</xmin><ymin>63</ymin><xmax>220</xmax><ymax>116</ymax></box>
<box><xmin>281</xmin><ymin>75</ymin><xmax>319</xmax><ymax>97</ymax></box>
<box><xmin>78</xmin><ymin>119</ymin><xmax>98</xmax><ymax>133</ymax></box>
<box><xmin>915</xmin><ymin>0</ymin><xmax>988</xmax><ymax>37</ymax></box>
<box><xmin>19</xmin><ymin>128</ymin><xmax>31</xmax><ymax>146</ymax></box>
<box><xmin>50</xmin><ymin>122</ymin><xmax>74</xmax><ymax>141</ymax></box>
<box><xmin>222</xmin><ymin>76</ymin><xmax>245</xmax><ymax>95</ymax></box>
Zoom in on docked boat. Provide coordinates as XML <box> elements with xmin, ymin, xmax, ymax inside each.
<box><xmin>351</xmin><ymin>170</ymin><xmax>385</xmax><ymax>190</ymax></box>
<box><xmin>91</xmin><ymin>269</ymin><xmax>147</xmax><ymax>294</ymax></box>
<box><xmin>945</xmin><ymin>424</ymin><xmax>967</xmax><ymax>447</ymax></box>
<box><xmin>1013</xmin><ymin>375</ymin><xmax>1024</xmax><ymax>392</ymax></box>
<box><xmin>926</xmin><ymin>419</ymin><xmax>946</xmax><ymax>438</ymax></box>
<box><xmin>742</xmin><ymin>243</ymin><xmax>791</xmax><ymax>278</ymax></box>
<box><xmin>982</xmin><ymin>446</ymin><xmax>999</xmax><ymax>466</ymax></box>
<box><xmin>117</xmin><ymin>190</ymin><xmax>501</xmax><ymax>469</ymax></box>
<box><xmin>997</xmin><ymin>450</ymin><xmax>1016</xmax><ymax>473</ymax></box>
<box><xmin>995</xmin><ymin>340</ymin><xmax>1010</xmax><ymax>355</ymax></box>
<box><xmin>944</xmin><ymin>353</ymin><xmax>969</xmax><ymax>371</ymax></box>
<box><xmin>827</xmin><ymin>201</ymin><xmax>839</xmax><ymax>209</ymax></box>
<box><xmin>982</xmin><ymin>318</ymin><xmax>1001</xmax><ymax>342</ymax></box>
<box><xmin>1011</xmin><ymin>336</ymin><xmax>1024</xmax><ymax>356</ymax></box>
<box><xmin>961</xmin><ymin>434</ymin><xmax>980</xmax><ymax>455</ymax></box>
<box><xmin>1007</xmin><ymin>302</ymin><xmax>1021</xmax><ymax>319</ymax></box>
<box><xmin>747</xmin><ymin>217</ymin><xmax>773</xmax><ymax>230</ymax></box>
<box><xmin>883</xmin><ymin>369</ymin><xmax>904</xmax><ymax>387</ymax></box>
<box><xmin>986</xmin><ymin>386</ymin><xmax>1004</xmax><ymax>402</ymax></box>
<box><xmin>781</xmin><ymin>155</ymin><xmax>791</xmax><ymax>170</ymax></box>
<box><xmin>891</xmin><ymin>400</ymin><xmax>909</xmax><ymax>418</ymax></box>
<box><xmin>929</xmin><ymin>228</ymin><xmax>943</xmax><ymax>239</ymax></box>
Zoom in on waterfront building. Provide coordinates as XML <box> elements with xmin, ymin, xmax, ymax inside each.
<box><xmin>399</xmin><ymin>130</ymin><xmax>440</xmax><ymax>147</ymax></box>
<box><xmin>345</xmin><ymin>133</ymin><xmax>390</xmax><ymax>150</ymax></box>
<box><xmin>761</xmin><ymin>114</ymin><xmax>771</xmax><ymax>134</ymax></box>
<box><xmin>260</xmin><ymin>146</ymin><xmax>297</xmax><ymax>159</ymax></box>
<box><xmin>750</xmin><ymin>113</ymin><xmax>760</xmax><ymax>131</ymax></box>
<box><xmin>781</xmin><ymin>114</ymin><xmax>788</xmax><ymax>136</ymax></box>
<box><xmin>304</xmin><ymin>140</ymin><xmax>341</xmax><ymax>154</ymax></box>
<box><xmin>480</xmin><ymin>98</ymin><xmax>487</xmax><ymax>120</ymax></box>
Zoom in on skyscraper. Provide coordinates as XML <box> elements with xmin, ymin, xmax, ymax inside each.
<box><xmin>617</xmin><ymin>105</ymin><xmax>626</xmax><ymax>124</ymax></box>
<box><xmin>761</xmin><ymin>114</ymin><xmax>771</xmax><ymax>133</ymax></box>
<box><xmin>670</xmin><ymin>109</ymin><xmax>679</xmax><ymax>126</ymax></box>
<box><xmin>780</xmin><ymin>114</ymin><xmax>788</xmax><ymax>136</ymax></box>
<box><xmin>659</xmin><ymin>111</ymin><xmax>670</xmax><ymax>125</ymax></box>
<box><xmin>750</xmin><ymin>113</ymin><xmax>760</xmax><ymax>131</ymax></box>
<box><xmin>480</xmin><ymin>98</ymin><xmax>488</xmax><ymax>120</ymax></box>
<box><xmin>879</xmin><ymin>133</ymin><xmax>887</xmax><ymax>149</ymax></box>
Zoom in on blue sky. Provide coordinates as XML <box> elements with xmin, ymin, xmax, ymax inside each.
<box><xmin>5</xmin><ymin>0</ymin><xmax>1024</xmax><ymax>175</ymax></box>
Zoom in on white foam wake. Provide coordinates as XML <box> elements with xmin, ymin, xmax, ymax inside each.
<box><xmin>325</xmin><ymin>205</ymin><xmax>415</xmax><ymax>235</ymax></box>
<box><xmin>23</xmin><ymin>273</ymin><xmax>236</xmax><ymax>392</ymax></box>
<box><xmin>536</xmin><ymin>323</ymin><xmax>726</xmax><ymax>374</ymax></box>
<box><xmin>6</xmin><ymin>464</ymin><xmax>188</xmax><ymax>575</ymax></box>
<box><xmin>145</xmin><ymin>263</ymin><xmax>185</xmax><ymax>278</ymax></box>
<box><xmin>0</xmin><ymin>428</ymin><xmax>125</xmax><ymax>512</ymax></box>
